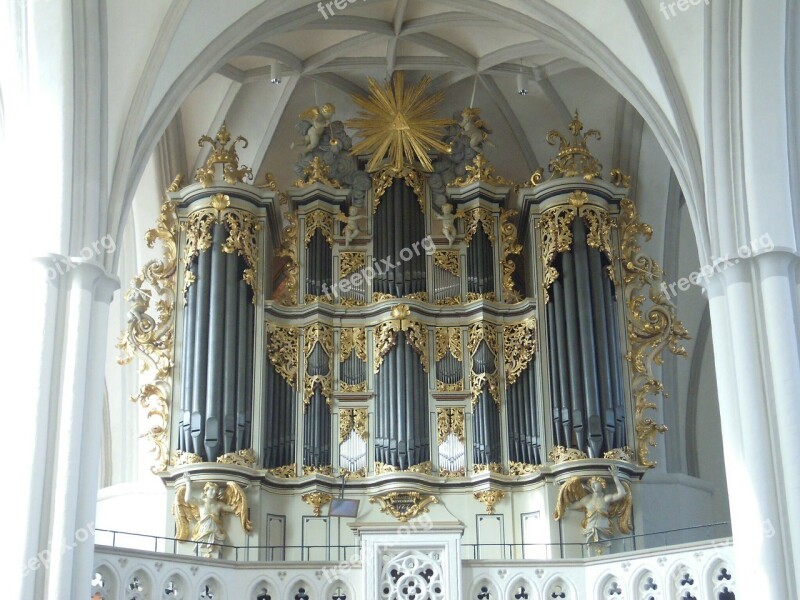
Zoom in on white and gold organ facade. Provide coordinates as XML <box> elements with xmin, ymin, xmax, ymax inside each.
<box><xmin>118</xmin><ymin>73</ymin><xmax>694</xmax><ymax>597</ymax></box>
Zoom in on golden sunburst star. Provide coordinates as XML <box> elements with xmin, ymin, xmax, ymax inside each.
<box><xmin>347</xmin><ymin>71</ymin><xmax>454</xmax><ymax>173</ymax></box>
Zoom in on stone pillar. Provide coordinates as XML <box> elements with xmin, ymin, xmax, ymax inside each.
<box><xmin>23</xmin><ymin>258</ymin><xmax>118</xmax><ymax>600</ymax></box>
<box><xmin>706</xmin><ymin>251</ymin><xmax>800</xmax><ymax>598</ymax></box>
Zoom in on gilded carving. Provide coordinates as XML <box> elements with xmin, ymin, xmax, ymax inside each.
<box><xmin>372</xmin><ymin>166</ymin><xmax>426</xmax><ymax>213</ymax></box>
<box><xmin>548</xmin><ymin>445</ymin><xmax>588</xmax><ymax>463</ymax></box>
<box><xmin>373</xmin><ymin>305</ymin><xmax>428</xmax><ymax>374</ymax></box>
<box><xmin>469</xmin><ymin>321</ymin><xmax>501</xmax><ymax>405</ymax></box>
<box><xmin>216</xmin><ymin>448</ymin><xmax>257</xmax><ymax>467</ymax></box>
<box><xmin>340</xmin><ymin>252</ymin><xmax>366</xmax><ymax>279</ymax></box>
<box><xmin>503</xmin><ymin>319</ymin><xmax>537</xmax><ymax>385</ymax></box>
<box><xmin>369</xmin><ymin>491</ymin><xmax>438</xmax><ymax>522</ymax></box>
<box><xmin>275</xmin><ymin>212</ymin><xmax>299</xmax><ymax>306</ymax></box>
<box><xmin>374</xmin><ymin>461</ymin><xmax>433</xmax><ymax>475</ymax></box>
<box><xmin>304</xmin><ymin>209</ymin><xmax>335</xmax><ymax>246</ymax></box>
<box><xmin>433</xmin><ymin>250</ymin><xmax>460</xmax><ymax>276</ymax></box>
<box><xmin>619</xmin><ymin>198</ymin><xmax>689</xmax><ymax>468</ymax></box>
<box><xmin>473</xmin><ymin>463</ymin><xmax>502</xmax><ymax>475</ymax></box>
<box><xmin>509</xmin><ymin>461</ymin><xmax>540</xmax><ymax>476</ymax></box>
<box><xmin>340</xmin><ymin>408</ymin><xmax>369</xmax><ymax>443</ymax></box>
<box><xmin>117</xmin><ymin>180</ymin><xmax>181</xmax><ymax>474</ymax></box>
<box><xmin>537</xmin><ymin>205</ymin><xmax>576</xmax><ymax>304</ymax></box>
<box><xmin>195</xmin><ymin>123</ymin><xmax>253</xmax><ymax>187</ymax></box>
<box><xmin>460</xmin><ymin>206</ymin><xmax>495</xmax><ymax>245</ymax></box>
<box><xmin>466</xmin><ymin>291</ymin><xmax>497</xmax><ymax>302</ymax></box>
<box><xmin>304</xmin><ymin>323</ymin><xmax>334</xmax><ymax>408</ymax></box>
<box><xmin>172</xmin><ymin>450</ymin><xmax>202</xmax><ymax>466</ymax></box>
<box><xmin>340</xmin><ymin>327</ymin><xmax>368</xmax><ymax>362</ymax></box>
<box><xmin>266</xmin><ymin>323</ymin><xmax>300</xmax><ymax>387</ymax></box>
<box><xmin>545</xmin><ymin>111</ymin><xmax>602</xmax><ymax>181</ymax></box>
<box><xmin>266</xmin><ymin>464</ymin><xmax>297</xmax><ymax>478</ymax></box>
<box><xmin>499</xmin><ymin>209</ymin><xmax>524</xmax><ymax>303</ymax></box>
<box><xmin>221</xmin><ymin>209</ymin><xmax>262</xmax><ymax>298</ymax></box>
<box><xmin>303</xmin><ymin>465</ymin><xmax>335</xmax><ymax>477</ymax></box>
<box><xmin>473</xmin><ymin>490</ymin><xmax>505</xmax><ymax>515</ymax></box>
<box><xmin>435</xmin><ymin>327</ymin><xmax>463</xmax><ymax>362</ymax></box>
<box><xmin>293</xmin><ymin>156</ymin><xmax>342</xmax><ymax>189</ymax></box>
<box><xmin>610</xmin><ymin>168</ymin><xmax>631</xmax><ymax>188</ymax></box>
<box><xmin>603</xmin><ymin>446</ymin><xmax>635</xmax><ymax>463</ymax></box>
<box><xmin>436</xmin><ymin>407</ymin><xmax>465</xmax><ymax>445</ymax></box>
<box><xmin>582</xmin><ymin>204</ymin><xmax>617</xmax><ymax>284</ymax></box>
<box><xmin>302</xmin><ymin>492</ymin><xmax>333</xmax><ymax>517</ymax></box>
<box><xmin>451</xmin><ymin>154</ymin><xmax>513</xmax><ymax>188</ymax></box>
<box><xmin>435</xmin><ymin>296</ymin><xmax>462</xmax><ymax>306</ymax></box>
<box><xmin>347</xmin><ymin>71</ymin><xmax>453</xmax><ymax>173</ymax></box>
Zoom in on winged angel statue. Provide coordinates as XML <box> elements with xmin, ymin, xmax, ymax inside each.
<box><xmin>553</xmin><ymin>465</ymin><xmax>632</xmax><ymax>555</ymax></box>
<box><xmin>172</xmin><ymin>474</ymin><xmax>252</xmax><ymax>558</ymax></box>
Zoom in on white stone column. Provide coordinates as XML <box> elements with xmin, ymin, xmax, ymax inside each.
<box><xmin>705</xmin><ymin>251</ymin><xmax>800</xmax><ymax>599</ymax></box>
<box><xmin>23</xmin><ymin>258</ymin><xmax>118</xmax><ymax>600</ymax></box>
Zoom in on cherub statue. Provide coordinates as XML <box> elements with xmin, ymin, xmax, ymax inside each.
<box><xmin>291</xmin><ymin>103</ymin><xmax>336</xmax><ymax>154</ymax></box>
<box><xmin>434</xmin><ymin>203</ymin><xmax>459</xmax><ymax>246</ymax></box>
<box><xmin>336</xmin><ymin>205</ymin><xmax>367</xmax><ymax>246</ymax></box>
<box><xmin>172</xmin><ymin>474</ymin><xmax>252</xmax><ymax>558</ymax></box>
<box><xmin>460</xmin><ymin>107</ymin><xmax>493</xmax><ymax>153</ymax></box>
<box><xmin>553</xmin><ymin>465</ymin><xmax>632</xmax><ymax>555</ymax></box>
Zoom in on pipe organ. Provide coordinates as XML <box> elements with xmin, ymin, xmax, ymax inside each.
<box><xmin>120</xmin><ymin>73</ymin><xmax>689</xmax><ymax>562</ymax></box>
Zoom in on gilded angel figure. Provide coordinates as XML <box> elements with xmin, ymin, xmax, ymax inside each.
<box><xmin>553</xmin><ymin>465</ymin><xmax>632</xmax><ymax>555</ymax></box>
<box><xmin>172</xmin><ymin>474</ymin><xmax>252</xmax><ymax>558</ymax></box>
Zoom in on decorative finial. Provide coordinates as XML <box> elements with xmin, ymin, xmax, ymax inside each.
<box><xmin>292</xmin><ymin>156</ymin><xmax>341</xmax><ymax>189</ymax></box>
<box><xmin>545</xmin><ymin>111</ymin><xmax>602</xmax><ymax>181</ymax></box>
<box><xmin>195</xmin><ymin>122</ymin><xmax>253</xmax><ymax>188</ymax></box>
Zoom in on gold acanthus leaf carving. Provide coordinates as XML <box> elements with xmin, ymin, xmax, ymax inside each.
<box><xmin>503</xmin><ymin>319</ymin><xmax>537</xmax><ymax>385</ymax></box>
<box><xmin>536</xmin><ymin>205</ymin><xmax>576</xmax><ymax>304</ymax></box>
<box><xmin>619</xmin><ymin>198</ymin><xmax>689</xmax><ymax>468</ymax></box>
<box><xmin>117</xmin><ymin>181</ymin><xmax>181</xmax><ymax>474</ymax></box>
<box><xmin>466</xmin><ymin>292</ymin><xmax>497</xmax><ymax>302</ymax></box>
<box><xmin>509</xmin><ymin>462</ymin><xmax>540</xmax><ymax>476</ymax></box>
<box><xmin>266</xmin><ymin>464</ymin><xmax>297</xmax><ymax>478</ymax></box>
<box><xmin>436</xmin><ymin>407</ymin><xmax>465</xmax><ymax>445</ymax></box>
<box><xmin>302</xmin><ymin>492</ymin><xmax>333</xmax><ymax>517</ymax></box>
<box><xmin>451</xmin><ymin>154</ymin><xmax>513</xmax><ymax>188</ymax></box>
<box><xmin>340</xmin><ymin>408</ymin><xmax>369</xmax><ymax>443</ymax></box>
<box><xmin>303</xmin><ymin>465</ymin><xmax>335</xmax><ymax>477</ymax></box>
<box><xmin>340</xmin><ymin>252</ymin><xmax>366</xmax><ymax>279</ymax></box>
<box><xmin>216</xmin><ymin>448</ymin><xmax>257</xmax><ymax>467</ymax></box>
<box><xmin>303</xmin><ymin>323</ymin><xmax>334</xmax><ymax>409</ymax></box>
<box><xmin>275</xmin><ymin>212</ymin><xmax>299</xmax><ymax>306</ymax></box>
<box><xmin>473</xmin><ymin>463</ymin><xmax>503</xmax><ymax>475</ymax></box>
<box><xmin>433</xmin><ymin>250</ymin><xmax>460</xmax><ymax>276</ymax></box>
<box><xmin>304</xmin><ymin>209</ymin><xmax>335</xmax><ymax>246</ymax></box>
<box><xmin>340</xmin><ymin>327</ymin><xmax>368</xmax><ymax>362</ymax></box>
<box><xmin>369</xmin><ymin>491</ymin><xmax>438</xmax><ymax>522</ymax></box>
<box><xmin>468</xmin><ymin>321</ymin><xmax>499</xmax><ymax>356</ymax></box>
<box><xmin>293</xmin><ymin>156</ymin><xmax>342</xmax><ymax>189</ymax></box>
<box><xmin>434</xmin><ymin>327</ymin><xmax>463</xmax><ymax>362</ymax></box>
<box><xmin>545</xmin><ymin>111</ymin><xmax>602</xmax><ymax>181</ymax></box>
<box><xmin>182</xmin><ymin>194</ymin><xmax>261</xmax><ymax>300</ymax></box>
<box><xmin>371</xmin><ymin>166</ymin><xmax>426</xmax><ymax>214</ymax></box>
<box><xmin>373</xmin><ymin>304</ymin><xmax>429</xmax><ymax>374</ymax></box>
<box><xmin>499</xmin><ymin>208</ymin><xmax>524</xmax><ymax>303</ymax></box>
<box><xmin>195</xmin><ymin>122</ymin><xmax>253</xmax><ymax>187</ymax></box>
<box><xmin>221</xmin><ymin>210</ymin><xmax>262</xmax><ymax>299</ymax></box>
<box><xmin>473</xmin><ymin>490</ymin><xmax>505</xmax><ymax>515</ymax></box>
<box><xmin>266</xmin><ymin>324</ymin><xmax>300</xmax><ymax>387</ymax></box>
<box><xmin>548</xmin><ymin>445</ymin><xmax>588</xmax><ymax>463</ymax></box>
<box><xmin>460</xmin><ymin>206</ymin><xmax>495</xmax><ymax>245</ymax></box>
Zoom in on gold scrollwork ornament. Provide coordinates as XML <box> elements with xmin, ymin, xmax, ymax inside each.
<box><xmin>369</xmin><ymin>491</ymin><xmax>438</xmax><ymax>522</ymax></box>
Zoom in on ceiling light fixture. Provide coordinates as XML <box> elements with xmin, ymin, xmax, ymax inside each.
<box><xmin>271</xmin><ymin>63</ymin><xmax>282</xmax><ymax>84</ymax></box>
<box><xmin>517</xmin><ymin>73</ymin><xmax>528</xmax><ymax>96</ymax></box>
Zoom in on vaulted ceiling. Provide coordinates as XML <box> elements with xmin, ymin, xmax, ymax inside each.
<box><xmin>171</xmin><ymin>0</ymin><xmax>641</xmax><ymax>194</ymax></box>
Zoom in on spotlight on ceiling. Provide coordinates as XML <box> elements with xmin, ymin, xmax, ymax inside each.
<box><xmin>517</xmin><ymin>73</ymin><xmax>528</xmax><ymax>96</ymax></box>
<box><xmin>271</xmin><ymin>63</ymin><xmax>282</xmax><ymax>85</ymax></box>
